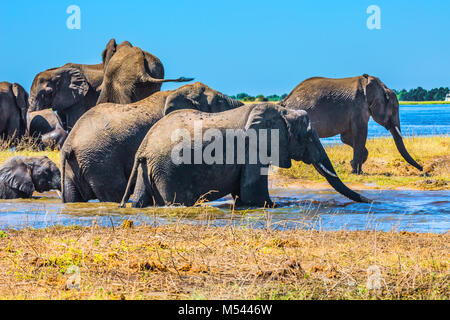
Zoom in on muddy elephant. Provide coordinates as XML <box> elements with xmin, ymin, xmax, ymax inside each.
<box><xmin>280</xmin><ymin>74</ymin><xmax>423</xmax><ymax>174</ymax></box>
<box><xmin>120</xmin><ymin>103</ymin><xmax>369</xmax><ymax>208</ymax></box>
<box><xmin>0</xmin><ymin>82</ymin><xmax>29</xmax><ymax>141</ymax></box>
<box><xmin>28</xmin><ymin>62</ymin><xmax>104</xmax><ymax>131</ymax></box>
<box><xmin>27</xmin><ymin>110</ymin><xmax>67</xmax><ymax>149</ymax></box>
<box><xmin>0</xmin><ymin>156</ymin><xmax>61</xmax><ymax>199</ymax></box>
<box><xmin>61</xmin><ymin>82</ymin><xmax>243</xmax><ymax>203</ymax></box>
<box><xmin>96</xmin><ymin>38</ymin><xmax>193</xmax><ymax>104</ymax></box>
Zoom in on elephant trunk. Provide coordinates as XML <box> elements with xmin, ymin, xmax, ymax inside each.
<box><xmin>53</xmin><ymin>175</ymin><xmax>62</xmax><ymax>192</ymax></box>
<box><xmin>389</xmin><ymin>126</ymin><xmax>422</xmax><ymax>171</ymax></box>
<box><xmin>307</xmin><ymin>135</ymin><xmax>370</xmax><ymax>203</ymax></box>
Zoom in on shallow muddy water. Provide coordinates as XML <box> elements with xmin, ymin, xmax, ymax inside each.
<box><xmin>0</xmin><ymin>188</ymin><xmax>448</xmax><ymax>233</ymax></box>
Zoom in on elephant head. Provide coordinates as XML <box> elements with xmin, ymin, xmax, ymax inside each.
<box><xmin>0</xmin><ymin>156</ymin><xmax>61</xmax><ymax>196</ymax></box>
<box><xmin>245</xmin><ymin>104</ymin><xmax>370</xmax><ymax>203</ymax></box>
<box><xmin>364</xmin><ymin>74</ymin><xmax>422</xmax><ymax>171</ymax></box>
<box><xmin>164</xmin><ymin>82</ymin><xmax>244</xmax><ymax>115</ymax></box>
<box><xmin>29</xmin><ymin>67</ymin><xmax>89</xmax><ymax>114</ymax></box>
<box><xmin>101</xmin><ymin>38</ymin><xmax>133</xmax><ymax>69</ymax></box>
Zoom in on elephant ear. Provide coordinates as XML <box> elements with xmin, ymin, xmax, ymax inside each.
<box><xmin>11</xmin><ymin>83</ymin><xmax>29</xmax><ymax>111</ymax></box>
<box><xmin>364</xmin><ymin>75</ymin><xmax>385</xmax><ymax>106</ymax></box>
<box><xmin>102</xmin><ymin>38</ymin><xmax>117</xmax><ymax>68</ymax></box>
<box><xmin>244</xmin><ymin>104</ymin><xmax>291</xmax><ymax>168</ymax></box>
<box><xmin>53</xmin><ymin>67</ymin><xmax>89</xmax><ymax>110</ymax></box>
<box><xmin>0</xmin><ymin>162</ymin><xmax>35</xmax><ymax>196</ymax></box>
<box><xmin>364</xmin><ymin>75</ymin><xmax>390</xmax><ymax>123</ymax></box>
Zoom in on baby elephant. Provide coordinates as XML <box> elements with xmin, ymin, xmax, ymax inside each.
<box><xmin>0</xmin><ymin>156</ymin><xmax>61</xmax><ymax>199</ymax></box>
<box><xmin>120</xmin><ymin>103</ymin><xmax>369</xmax><ymax>208</ymax></box>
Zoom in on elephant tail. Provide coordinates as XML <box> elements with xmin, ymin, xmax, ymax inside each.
<box><xmin>141</xmin><ymin>74</ymin><xmax>194</xmax><ymax>84</ymax></box>
<box><xmin>119</xmin><ymin>157</ymin><xmax>141</xmax><ymax>208</ymax></box>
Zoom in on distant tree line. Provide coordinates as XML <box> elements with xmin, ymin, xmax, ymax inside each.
<box><xmin>394</xmin><ymin>87</ymin><xmax>449</xmax><ymax>101</ymax></box>
<box><xmin>229</xmin><ymin>87</ymin><xmax>449</xmax><ymax>102</ymax></box>
<box><xmin>228</xmin><ymin>93</ymin><xmax>288</xmax><ymax>102</ymax></box>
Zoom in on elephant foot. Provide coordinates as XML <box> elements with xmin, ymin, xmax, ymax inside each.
<box><xmin>350</xmin><ymin>160</ymin><xmax>363</xmax><ymax>175</ymax></box>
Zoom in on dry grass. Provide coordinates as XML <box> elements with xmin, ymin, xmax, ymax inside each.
<box><xmin>279</xmin><ymin>136</ymin><xmax>450</xmax><ymax>190</ymax></box>
<box><xmin>0</xmin><ymin>224</ymin><xmax>448</xmax><ymax>300</ymax></box>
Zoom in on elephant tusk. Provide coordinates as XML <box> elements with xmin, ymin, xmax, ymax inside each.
<box><xmin>56</xmin><ymin>190</ymin><xmax>62</xmax><ymax>198</ymax></box>
<box><xmin>318</xmin><ymin>163</ymin><xmax>338</xmax><ymax>178</ymax></box>
<box><xmin>395</xmin><ymin>126</ymin><xmax>402</xmax><ymax>138</ymax></box>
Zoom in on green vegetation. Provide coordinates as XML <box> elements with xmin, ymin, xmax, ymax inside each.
<box><xmin>228</xmin><ymin>93</ymin><xmax>288</xmax><ymax>102</ymax></box>
<box><xmin>395</xmin><ymin>87</ymin><xmax>449</xmax><ymax>102</ymax></box>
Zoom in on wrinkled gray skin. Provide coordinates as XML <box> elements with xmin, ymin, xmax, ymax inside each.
<box><xmin>61</xmin><ymin>82</ymin><xmax>242</xmax><ymax>203</ymax></box>
<box><xmin>280</xmin><ymin>74</ymin><xmax>423</xmax><ymax>174</ymax></box>
<box><xmin>28</xmin><ymin>62</ymin><xmax>104</xmax><ymax>131</ymax></box>
<box><xmin>97</xmin><ymin>39</ymin><xmax>193</xmax><ymax>104</ymax></box>
<box><xmin>0</xmin><ymin>156</ymin><xmax>61</xmax><ymax>199</ymax></box>
<box><xmin>120</xmin><ymin>103</ymin><xmax>370</xmax><ymax>208</ymax></box>
<box><xmin>27</xmin><ymin>110</ymin><xmax>67</xmax><ymax>149</ymax></box>
<box><xmin>0</xmin><ymin>82</ymin><xmax>29</xmax><ymax>141</ymax></box>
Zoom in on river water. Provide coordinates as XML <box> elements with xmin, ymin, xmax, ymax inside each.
<box><xmin>322</xmin><ymin>104</ymin><xmax>450</xmax><ymax>144</ymax></box>
<box><xmin>0</xmin><ymin>104</ymin><xmax>449</xmax><ymax>233</ymax></box>
<box><xmin>0</xmin><ymin>189</ymin><xmax>448</xmax><ymax>233</ymax></box>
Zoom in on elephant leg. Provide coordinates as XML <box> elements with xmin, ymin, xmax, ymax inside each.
<box><xmin>238</xmin><ymin>165</ymin><xmax>273</xmax><ymax>207</ymax></box>
<box><xmin>91</xmin><ymin>177</ymin><xmax>128</xmax><ymax>203</ymax></box>
<box><xmin>63</xmin><ymin>177</ymin><xmax>84</xmax><ymax>203</ymax></box>
<box><xmin>131</xmin><ymin>164</ymin><xmax>155</xmax><ymax>208</ymax></box>
<box><xmin>343</xmin><ymin>124</ymin><xmax>368</xmax><ymax>174</ymax></box>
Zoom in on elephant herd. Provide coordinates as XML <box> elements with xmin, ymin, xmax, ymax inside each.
<box><xmin>0</xmin><ymin>39</ymin><xmax>423</xmax><ymax>206</ymax></box>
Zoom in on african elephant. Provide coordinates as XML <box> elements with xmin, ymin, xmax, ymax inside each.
<box><xmin>96</xmin><ymin>39</ymin><xmax>193</xmax><ymax>104</ymax></box>
<box><xmin>28</xmin><ymin>62</ymin><xmax>104</xmax><ymax>131</ymax></box>
<box><xmin>120</xmin><ymin>103</ymin><xmax>369</xmax><ymax>208</ymax></box>
<box><xmin>61</xmin><ymin>82</ymin><xmax>243</xmax><ymax>203</ymax></box>
<box><xmin>0</xmin><ymin>156</ymin><xmax>61</xmax><ymax>199</ymax></box>
<box><xmin>0</xmin><ymin>82</ymin><xmax>28</xmax><ymax>141</ymax></box>
<box><xmin>27</xmin><ymin>110</ymin><xmax>67</xmax><ymax>149</ymax></box>
<box><xmin>280</xmin><ymin>74</ymin><xmax>422</xmax><ymax>174</ymax></box>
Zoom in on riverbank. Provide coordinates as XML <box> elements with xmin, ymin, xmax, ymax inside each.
<box><xmin>276</xmin><ymin>136</ymin><xmax>449</xmax><ymax>190</ymax></box>
<box><xmin>0</xmin><ymin>224</ymin><xmax>447</xmax><ymax>300</ymax></box>
<box><xmin>399</xmin><ymin>101</ymin><xmax>450</xmax><ymax>105</ymax></box>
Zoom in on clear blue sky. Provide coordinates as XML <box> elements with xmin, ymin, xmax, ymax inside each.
<box><xmin>1</xmin><ymin>0</ymin><xmax>449</xmax><ymax>95</ymax></box>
